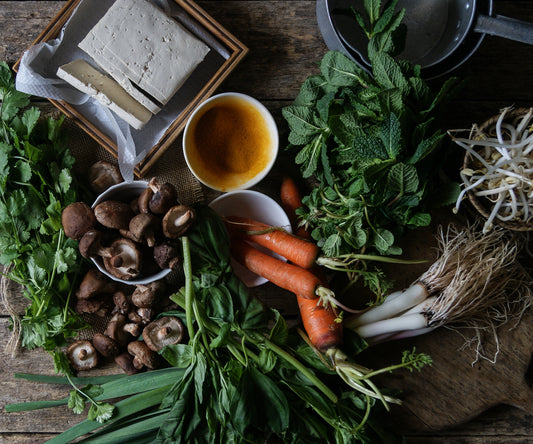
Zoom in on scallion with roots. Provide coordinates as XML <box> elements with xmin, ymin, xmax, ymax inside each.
<box><xmin>345</xmin><ymin>224</ymin><xmax>533</xmax><ymax>362</ymax></box>
<box><xmin>450</xmin><ymin>106</ymin><xmax>533</xmax><ymax>233</ymax></box>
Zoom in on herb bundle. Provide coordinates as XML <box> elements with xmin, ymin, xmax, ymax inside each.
<box><xmin>0</xmin><ymin>61</ymin><xmax>84</xmax><ymax>354</ymax></box>
<box><xmin>282</xmin><ymin>0</ymin><xmax>460</xmax><ymax>295</ymax></box>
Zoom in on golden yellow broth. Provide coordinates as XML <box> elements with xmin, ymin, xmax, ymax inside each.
<box><xmin>186</xmin><ymin>96</ymin><xmax>274</xmax><ymax>191</ymax></box>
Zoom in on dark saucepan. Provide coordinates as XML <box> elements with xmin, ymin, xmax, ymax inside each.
<box><xmin>328</xmin><ymin>0</ymin><xmax>533</xmax><ymax>70</ymax></box>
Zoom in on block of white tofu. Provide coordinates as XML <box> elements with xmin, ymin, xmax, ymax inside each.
<box><xmin>57</xmin><ymin>59</ymin><xmax>152</xmax><ymax>130</ymax></box>
<box><xmin>78</xmin><ymin>0</ymin><xmax>210</xmax><ymax>106</ymax></box>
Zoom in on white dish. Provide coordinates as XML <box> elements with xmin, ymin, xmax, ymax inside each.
<box><xmin>209</xmin><ymin>190</ymin><xmax>291</xmax><ymax>287</ymax></box>
<box><xmin>92</xmin><ymin>180</ymin><xmax>171</xmax><ymax>285</ymax></box>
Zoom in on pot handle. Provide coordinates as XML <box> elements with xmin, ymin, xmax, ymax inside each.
<box><xmin>474</xmin><ymin>14</ymin><xmax>533</xmax><ymax>45</ymax></box>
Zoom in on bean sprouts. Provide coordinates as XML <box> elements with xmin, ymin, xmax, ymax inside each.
<box><xmin>450</xmin><ymin>107</ymin><xmax>533</xmax><ymax>233</ymax></box>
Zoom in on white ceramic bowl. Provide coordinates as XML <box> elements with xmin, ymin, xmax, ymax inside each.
<box><xmin>183</xmin><ymin>92</ymin><xmax>279</xmax><ymax>192</ymax></box>
<box><xmin>209</xmin><ymin>190</ymin><xmax>291</xmax><ymax>287</ymax></box>
<box><xmin>92</xmin><ymin>181</ymin><xmax>171</xmax><ymax>285</ymax></box>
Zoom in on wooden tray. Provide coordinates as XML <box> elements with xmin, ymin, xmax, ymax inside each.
<box><xmin>14</xmin><ymin>0</ymin><xmax>248</xmax><ymax>177</ymax></box>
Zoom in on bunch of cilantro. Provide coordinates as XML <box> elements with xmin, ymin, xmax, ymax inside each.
<box><xmin>0</xmin><ymin>61</ymin><xmax>86</xmax><ymax>355</ymax></box>
<box><xmin>282</xmin><ymin>0</ymin><xmax>460</xmax><ymax>294</ymax></box>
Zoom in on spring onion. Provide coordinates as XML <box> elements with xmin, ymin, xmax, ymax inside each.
<box><xmin>345</xmin><ymin>224</ymin><xmax>533</xmax><ymax>362</ymax></box>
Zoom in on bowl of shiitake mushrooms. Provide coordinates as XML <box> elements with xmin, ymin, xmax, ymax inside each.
<box><xmin>62</xmin><ymin>177</ymin><xmax>196</xmax><ymax>285</ymax></box>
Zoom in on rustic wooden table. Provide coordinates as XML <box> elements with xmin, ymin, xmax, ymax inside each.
<box><xmin>1</xmin><ymin>0</ymin><xmax>533</xmax><ymax>442</ymax></box>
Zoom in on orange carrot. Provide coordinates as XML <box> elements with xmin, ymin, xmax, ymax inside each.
<box><xmin>280</xmin><ymin>175</ymin><xmax>312</xmax><ymax>239</ymax></box>
<box><xmin>225</xmin><ymin>215</ymin><xmax>319</xmax><ymax>269</ymax></box>
<box><xmin>297</xmin><ymin>294</ymin><xmax>343</xmax><ymax>351</ymax></box>
<box><xmin>230</xmin><ymin>238</ymin><xmax>323</xmax><ymax>300</ymax></box>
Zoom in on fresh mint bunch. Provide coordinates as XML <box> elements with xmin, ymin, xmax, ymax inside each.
<box><xmin>282</xmin><ymin>0</ymin><xmax>460</xmax><ymax>293</ymax></box>
<box><xmin>0</xmin><ymin>61</ymin><xmax>85</xmax><ymax>352</ymax></box>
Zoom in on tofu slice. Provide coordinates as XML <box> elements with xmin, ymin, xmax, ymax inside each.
<box><xmin>57</xmin><ymin>59</ymin><xmax>152</xmax><ymax>130</ymax></box>
<box><xmin>78</xmin><ymin>0</ymin><xmax>210</xmax><ymax>105</ymax></box>
<box><xmin>80</xmin><ymin>32</ymin><xmax>162</xmax><ymax>114</ymax></box>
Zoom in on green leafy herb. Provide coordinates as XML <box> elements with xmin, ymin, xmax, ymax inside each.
<box><xmin>0</xmin><ymin>61</ymin><xmax>86</xmax><ymax>353</ymax></box>
<box><xmin>282</xmin><ymin>0</ymin><xmax>461</xmax><ymax>296</ymax></box>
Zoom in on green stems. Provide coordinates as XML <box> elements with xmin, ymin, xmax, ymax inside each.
<box><xmin>260</xmin><ymin>336</ymin><xmax>338</xmax><ymax>404</ymax></box>
<box><xmin>181</xmin><ymin>236</ymin><xmax>195</xmax><ymax>340</ymax></box>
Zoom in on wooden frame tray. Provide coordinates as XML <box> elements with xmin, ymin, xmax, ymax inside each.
<box><xmin>14</xmin><ymin>0</ymin><xmax>248</xmax><ymax>177</ymax></box>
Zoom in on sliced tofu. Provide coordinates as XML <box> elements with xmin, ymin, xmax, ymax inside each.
<box><xmin>57</xmin><ymin>59</ymin><xmax>152</xmax><ymax>130</ymax></box>
<box><xmin>80</xmin><ymin>32</ymin><xmax>162</xmax><ymax>114</ymax></box>
<box><xmin>79</xmin><ymin>0</ymin><xmax>210</xmax><ymax>106</ymax></box>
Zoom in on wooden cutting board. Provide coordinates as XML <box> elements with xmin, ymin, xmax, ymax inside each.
<box><xmin>362</xmin><ymin>311</ymin><xmax>533</xmax><ymax>432</ymax></box>
<box><xmin>355</xmin><ymin>211</ymin><xmax>533</xmax><ymax>432</ymax></box>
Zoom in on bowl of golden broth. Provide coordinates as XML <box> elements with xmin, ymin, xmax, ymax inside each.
<box><xmin>183</xmin><ymin>92</ymin><xmax>279</xmax><ymax>192</ymax></box>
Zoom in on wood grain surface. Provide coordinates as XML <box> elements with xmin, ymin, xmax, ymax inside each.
<box><xmin>1</xmin><ymin>1</ymin><xmax>533</xmax><ymax>443</ymax></box>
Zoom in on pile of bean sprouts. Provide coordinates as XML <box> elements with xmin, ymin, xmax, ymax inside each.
<box><xmin>450</xmin><ymin>107</ymin><xmax>533</xmax><ymax>233</ymax></box>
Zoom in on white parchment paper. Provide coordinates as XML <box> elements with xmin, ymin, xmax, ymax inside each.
<box><xmin>16</xmin><ymin>0</ymin><xmax>227</xmax><ymax>181</ymax></box>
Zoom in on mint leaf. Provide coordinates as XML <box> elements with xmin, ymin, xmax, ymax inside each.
<box><xmin>387</xmin><ymin>163</ymin><xmax>419</xmax><ymax>194</ymax></box>
<box><xmin>320</xmin><ymin>51</ymin><xmax>371</xmax><ymax>87</ymax></box>
<box><xmin>373</xmin><ymin>228</ymin><xmax>394</xmax><ymax>254</ymax></box>
<box><xmin>408</xmin><ymin>212</ymin><xmax>431</xmax><ymax>227</ymax></box>
<box><xmin>373</xmin><ymin>0</ymin><xmax>398</xmax><ymax>34</ymax></box>
<box><xmin>282</xmin><ymin>106</ymin><xmax>324</xmax><ymax>139</ymax></box>
<box><xmin>372</xmin><ymin>52</ymin><xmax>409</xmax><ymax>94</ymax></box>
<box><xmin>364</xmin><ymin>0</ymin><xmax>381</xmax><ymax>26</ymax></box>
<box><xmin>379</xmin><ymin>113</ymin><xmax>402</xmax><ymax>159</ymax></box>
<box><xmin>407</xmin><ymin>132</ymin><xmax>444</xmax><ymax>164</ymax></box>
<box><xmin>353</xmin><ymin>136</ymin><xmax>387</xmax><ymax>159</ymax></box>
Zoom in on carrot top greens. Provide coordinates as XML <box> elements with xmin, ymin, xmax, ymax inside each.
<box><xmin>282</xmin><ymin>0</ymin><xmax>461</xmax><ymax>295</ymax></box>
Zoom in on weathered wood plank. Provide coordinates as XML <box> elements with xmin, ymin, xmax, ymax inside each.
<box><xmin>2</xmin><ymin>1</ymin><xmax>533</xmax><ymax>105</ymax></box>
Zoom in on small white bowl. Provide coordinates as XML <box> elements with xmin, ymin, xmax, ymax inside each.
<box><xmin>209</xmin><ymin>190</ymin><xmax>291</xmax><ymax>287</ymax></box>
<box><xmin>183</xmin><ymin>92</ymin><xmax>279</xmax><ymax>192</ymax></box>
<box><xmin>92</xmin><ymin>181</ymin><xmax>171</xmax><ymax>285</ymax></box>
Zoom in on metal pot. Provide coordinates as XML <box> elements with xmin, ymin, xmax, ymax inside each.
<box><xmin>325</xmin><ymin>0</ymin><xmax>533</xmax><ymax>74</ymax></box>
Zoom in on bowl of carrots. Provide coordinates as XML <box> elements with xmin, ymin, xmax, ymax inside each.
<box><xmin>209</xmin><ymin>190</ymin><xmax>292</xmax><ymax>287</ymax></box>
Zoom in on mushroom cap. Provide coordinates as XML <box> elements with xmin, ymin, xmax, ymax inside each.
<box><xmin>88</xmin><ymin>161</ymin><xmax>123</xmax><ymax>194</ymax></box>
<box><xmin>128</xmin><ymin>213</ymin><xmax>160</xmax><ymax>247</ymax></box>
<box><xmin>75</xmin><ymin>296</ymin><xmax>110</xmax><ymax>317</ymax></box>
<box><xmin>149</xmin><ymin>181</ymin><xmax>178</xmax><ymax>215</ymax></box>
<box><xmin>127</xmin><ymin>340</ymin><xmax>159</xmax><ymax>369</ymax></box>
<box><xmin>94</xmin><ymin>200</ymin><xmax>135</xmax><ymax>230</ymax></box>
<box><xmin>113</xmin><ymin>290</ymin><xmax>131</xmax><ymax>313</ymax></box>
<box><xmin>143</xmin><ymin>316</ymin><xmax>185</xmax><ymax>352</ymax></box>
<box><xmin>76</xmin><ymin>268</ymin><xmax>117</xmax><ymax>300</ymax></box>
<box><xmin>153</xmin><ymin>242</ymin><xmax>181</xmax><ymax>270</ymax></box>
<box><xmin>131</xmin><ymin>281</ymin><xmax>163</xmax><ymax>308</ymax></box>
<box><xmin>79</xmin><ymin>230</ymin><xmax>108</xmax><ymax>259</ymax></box>
<box><xmin>105</xmin><ymin>313</ymin><xmax>132</xmax><ymax>346</ymax></box>
<box><xmin>62</xmin><ymin>202</ymin><xmax>97</xmax><ymax>240</ymax></box>
<box><xmin>103</xmin><ymin>238</ymin><xmax>142</xmax><ymax>281</ymax></box>
<box><xmin>138</xmin><ymin>187</ymin><xmax>154</xmax><ymax>214</ymax></box>
<box><xmin>162</xmin><ymin>205</ymin><xmax>196</xmax><ymax>239</ymax></box>
<box><xmin>114</xmin><ymin>352</ymin><xmax>141</xmax><ymax>375</ymax></box>
<box><xmin>92</xmin><ymin>333</ymin><xmax>120</xmax><ymax>357</ymax></box>
<box><xmin>67</xmin><ymin>340</ymin><xmax>99</xmax><ymax>371</ymax></box>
